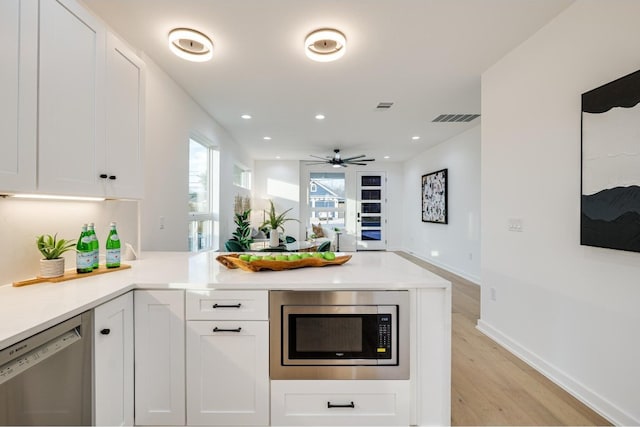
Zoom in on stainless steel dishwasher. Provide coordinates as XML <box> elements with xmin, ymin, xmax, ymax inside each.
<box><xmin>0</xmin><ymin>311</ymin><xmax>93</xmax><ymax>426</ymax></box>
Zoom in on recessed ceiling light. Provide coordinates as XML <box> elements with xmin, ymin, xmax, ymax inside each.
<box><xmin>263</xmin><ymin>136</ymin><xmax>272</xmax><ymax>140</ymax></box>
<box><xmin>315</xmin><ymin>114</ymin><xmax>325</xmax><ymax>120</ymax></box>
<box><xmin>168</xmin><ymin>28</ymin><xmax>213</xmax><ymax>62</ymax></box>
<box><xmin>304</xmin><ymin>28</ymin><xmax>346</xmax><ymax>62</ymax></box>
<box><xmin>241</xmin><ymin>114</ymin><xmax>252</xmax><ymax>119</ymax></box>
<box><xmin>384</xmin><ymin>156</ymin><xmax>390</xmax><ymax>159</ymax></box>
<box><xmin>276</xmin><ymin>156</ymin><xmax>281</xmax><ymax>159</ymax></box>
<box><xmin>412</xmin><ymin>136</ymin><xmax>421</xmax><ymax>140</ymax></box>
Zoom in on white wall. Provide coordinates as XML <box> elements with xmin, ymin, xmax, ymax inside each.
<box><xmin>480</xmin><ymin>1</ymin><xmax>640</xmax><ymax>424</ymax></box>
<box><xmin>402</xmin><ymin>126</ymin><xmax>481</xmax><ymax>283</ymax></box>
<box><xmin>141</xmin><ymin>56</ymin><xmax>252</xmax><ymax>252</ymax></box>
<box><xmin>0</xmin><ymin>198</ymin><xmax>138</xmax><ymax>285</ymax></box>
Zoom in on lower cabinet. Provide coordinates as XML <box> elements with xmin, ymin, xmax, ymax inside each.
<box><xmin>186</xmin><ymin>320</ymin><xmax>270</xmax><ymax>425</ymax></box>
<box><xmin>270</xmin><ymin>380</ymin><xmax>410</xmax><ymax>426</ymax></box>
<box><xmin>134</xmin><ymin>290</ymin><xmax>186</xmax><ymax>426</ymax></box>
<box><xmin>94</xmin><ymin>292</ymin><xmax>134</xmax><ymax>426</ymax></box>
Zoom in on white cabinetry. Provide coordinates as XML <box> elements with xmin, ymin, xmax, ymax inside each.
<box><xmin>0</xmin><ymin>0</ymin><xmax>37</xmax><ymax>193</ymax></box>
<box><xmin>94</xmin><ymin>292</ymin><xmax>134</xmax><ymax>426</ymax></box>
<box><xmin>104</xmin><ymin>32</ymin><xmax>144</xmax><ymax>199</ymax></box>
<box><xmin>186</xmin><ymin>290</ymin><xmax>269</xmax><ymax>426</ymax></box>
<box><xmin>38</xmin><ymin>0</ymin><xmax>106</xmax><ymax>196</ymax></box>
<box><xmin>271</xmin><ymin>380</ymin><xmax>410</xmax><ymax>426</ymax></box>
<box><xmin>134</xmin><ymin>290</ymin><xmax>185</xmax><ymax>426</ymax></box>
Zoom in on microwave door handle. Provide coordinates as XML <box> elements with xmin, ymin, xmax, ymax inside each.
<box><xmin>327</xmin><ymin>401</ymin><xmax>355</xmax><ymax>409</ymax></box>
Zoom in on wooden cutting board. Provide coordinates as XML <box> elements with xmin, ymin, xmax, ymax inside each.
<box><xmin>216</xmin><ymin>254</ymin><xmax>351</xmax><ymax>272</ymax></box>
<box><xmin>13</xmin><ymin>264</ymin><xmax>131</xmax><ymax>287</ymax></box>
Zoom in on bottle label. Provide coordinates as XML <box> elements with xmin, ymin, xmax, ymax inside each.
<box><xmin>110</xmin><ymin>234</ymin><xmax>119</xmax><ymax>241</ymax></box>
<box><xmin>106</xmin><ymin>249</ymin><xmax>121</xmax><ymax>267</ymax></box>
<box><xmin>81</xmin><ymin>236</ymin><xmax>92</xmax><ymax>244</ymax></box>
<box><xmin>77</xmin><ymin>252</ymin><xmax>93</xmax><ymax>269</ymax></box>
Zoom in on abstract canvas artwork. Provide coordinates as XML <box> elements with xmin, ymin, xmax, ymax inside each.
<box><xmin>422</xmin><ymin>169</ymin><xmax>448</xmax><ymax>224</ymax></box>
<box><xmin>581</xmin><ymin>69</ymin><xmax>640</xmax><ymax>252</ymax></box>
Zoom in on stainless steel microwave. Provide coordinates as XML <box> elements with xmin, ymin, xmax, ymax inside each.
<box><xmin>269</xmin><ymin>290</ymin><xmax>409</xmax><ymax>380</ymax></box>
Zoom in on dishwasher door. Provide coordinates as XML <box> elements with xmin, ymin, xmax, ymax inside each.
<box><xmin>0</xmin><ymin>311</ymin><xmax>93</xmax><ymax>426</ymax></box>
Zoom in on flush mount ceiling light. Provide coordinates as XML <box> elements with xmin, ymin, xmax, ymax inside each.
<box><xmin>304</xmin><ymin>28</ymin><xmax>346</xmax><ymax>62</ymax></box>
<box><xmin>168</xmin><ymin>28</ymin><xmax>213</xmax><ymax>62</ymax></box>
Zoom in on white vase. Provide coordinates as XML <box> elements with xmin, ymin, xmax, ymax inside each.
<box><xmin>39</xmin><ymin>258</ymin><xmax>65</xmax><ymax>278</ymax></box>
<box><xmin>269</xmin><ymin>229</ymin><xmax>280</xmax><ymax>247</ymax></box>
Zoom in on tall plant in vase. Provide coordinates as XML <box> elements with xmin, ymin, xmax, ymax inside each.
<box><xmin>230</xmin><ymin>195</ymin><xmax>253</xmax><ymax>250</ymax></box>
<box><xmin>260</xmin><ymin>200</ymin><xmax>299</xmax><ymax>247</ymax></box>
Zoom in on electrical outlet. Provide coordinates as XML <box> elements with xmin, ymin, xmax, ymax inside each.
<box><xmin>508</xmin><ymin>218</ymin><xmax>523</xmax><ymax>232</ymax></box>
<box><xmin>490</xmin><ymin>287</ymin><xmax>497</xmax><ymax>301</ymax></box>
<box><xmin>159</xmin><ymin>216</ymin><xmax>165</xmax><ymax>230</ymax></box>
<box><xmin>468</xmin><ymin>252</ymin><xmax>473</xmax><ymax>260</ymax></box>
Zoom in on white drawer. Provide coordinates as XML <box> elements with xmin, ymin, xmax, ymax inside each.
<box><xmin>186</xmin><ymin>290</ymin><xmax>268</xmax><ymax>320</ymax></box>
<box><xmin>271</xmin><ymin>380</ymin><xmax>410</xmax><ymax>426</ymax></box>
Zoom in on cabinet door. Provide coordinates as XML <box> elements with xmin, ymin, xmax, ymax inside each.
<box><xmin>0</xmin><ymin>0</ymin><xmax>37</xmax><ymax>193</ymax></box>
<box><xmin>105</xmin><ymin>32</ymin><xmax>144</xmax><ymax>199</ymax></box>
<box><xmin>134</xmin><ymin>290</ymin><xmax>185</xmax><ymax>426</ymax></box>
<box><xmin>186</xmin><ymin>321</ymin><xmax>269</xmax><ymax>426</ymax></box>
<box><xmin>94</xmin><ymin>292</ymin><xmax>134</xmax><ymax>426</ymax></box>
<box><xmin>38</xmin><ymin>0</ymin><xmax>106</xmax><ymax>196</ymax></box>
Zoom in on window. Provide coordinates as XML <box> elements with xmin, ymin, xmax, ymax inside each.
<box><xmin>188</xmin><ymin>138</ymin><xmax>219</xmax><ymax>252</ymax></box>
<box><xmin>308</xmin><ymin>172</ymin><xmax>345</xmax><ymax>227</ymax></box>
<box><xmin>233</xmin><ymin>164</ymin><xmax>252</xmax><ymax>189</ymax></box>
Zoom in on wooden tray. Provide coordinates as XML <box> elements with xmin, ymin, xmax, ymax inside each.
<box><xmin>13</xmin><ymin>264</ymin><xmax>131</xmax><ymax>287</ymax></box>
<box><xmin>216</xmin><ymin>254</ymin><xmax>351</xmax><ymax>272</ymax></box>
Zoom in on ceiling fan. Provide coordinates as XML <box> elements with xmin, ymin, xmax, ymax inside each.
<box><xmin>306</xmin><ymin>149</ymin><xmax>375</xmax><ymax>168</ymax></box>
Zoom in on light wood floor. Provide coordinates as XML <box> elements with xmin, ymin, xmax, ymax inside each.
<box><xmin>396</xmin><ymin>252</ymin><xmax>611</xmax><ymax>426</ymax></box>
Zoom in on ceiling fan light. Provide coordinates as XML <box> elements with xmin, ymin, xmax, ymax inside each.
<box><xmin>168</xmin><ymin>28</ymin><xmax>213</xmax><ymax>62</ymax></box>
<box><xmin>304</xmin><ymin>29</ymin><xmax>346</xmax><ymax>62</ymax></box>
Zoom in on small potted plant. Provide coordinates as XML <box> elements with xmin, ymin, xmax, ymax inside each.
<box><xmin>260</xmin><ymin>200</ymin><xmax>299</xmax><ymax>247</ymax></box>
<box><xmin>36</xmin><ymin>233</ymin><xmax>76</xmax><ymax>278</ymax></box>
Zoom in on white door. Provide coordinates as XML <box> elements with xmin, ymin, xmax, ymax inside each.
<box><xmin>356</xmin><ymin>172</ymin><xmax>386</xmax><ymax>250</ymax></box>
<box><xmin>94</xmin><ymin>292</ymin><xmax>134</xmax><ymax>426</ymax></box>
<box><xmin>186</xmin><ymin>321</ymin><xmax>269</xmax><ymax>426</ymax></box>
<box><xmin>105</xmin><ymin>32</ymin><xmax>144</xmax><ymax>199</ymax></box>
<box><xmin>38</xmin><ymin>0</ymin><xmax>106</xmax><ymax>196</ymax></box>
<box><xmin>0</xmin><ymin>0</ymin><xmax>37</xmax><ymax>193</ymax></box>
<box><xmin>134</xmin><ymin>290</ymin><xmax>185</xmax><ymax>426</ymax></box>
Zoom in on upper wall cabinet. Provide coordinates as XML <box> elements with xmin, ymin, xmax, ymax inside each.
<box><xmin>105</xmin><ymin>32</ymin><xmax>145</xmax><ymax>199</ymax></box>
<box><xmin>0</xmin><ymin>0</ymin><xmax>38</xmax><ymax>193</ymax></box>
<box><xmin>38</xmin><ymin>0</ymin><xmax>107</xmax><ymax>196</ymax></box>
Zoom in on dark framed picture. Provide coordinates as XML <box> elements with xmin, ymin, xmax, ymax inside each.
<box><xmin>581</xmin><ymin>69</ymin><xmax>640</xmax><ymax>253</ymax></box>
<box><xmin>422</xmin><ymin>168</ymin><xmax>448</xmax><ymax>224</ymax></box>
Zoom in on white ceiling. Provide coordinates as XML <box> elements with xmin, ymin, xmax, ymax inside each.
<box><xmin>83</xmin><ymin>0</ymin><xmax>573</xmax><ymax>163</ymax></box>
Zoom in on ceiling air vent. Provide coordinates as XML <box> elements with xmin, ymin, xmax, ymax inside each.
<box><xmin>376</xmin><ymin>102</ymin><xmax>394</xmax><ymax>110</ymax></box>
<box><xmin>432</xmin><ymin>114</ymin><xmax>480</xmax><ymax>123</ymax></box>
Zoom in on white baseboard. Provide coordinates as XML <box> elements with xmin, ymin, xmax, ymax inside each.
<box><xmin>477</xmin><ymin>319</ymin><xmax>638</xmax><ymax>426</ymax></box>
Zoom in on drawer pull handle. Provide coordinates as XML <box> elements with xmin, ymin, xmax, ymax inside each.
<box><xmin>213</xmin><ymin>327</ymin><xmax>242</xmax><ymax>333</ymax></box>
<box><xmin>212</xmin><ymin>303</ymin><xmax>242</xmax><ymax>309</ymax></box>
<box><xmin>100</xmin><ymin>328</ymin><xmax>111</xmax><ymax>335</ymax></box>
<box><xmin>327</xmin><ymin>401</ymin><xmax>355</xmax><ymax>409</ymax></box>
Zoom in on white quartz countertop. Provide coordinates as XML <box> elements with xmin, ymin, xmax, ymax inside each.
<box><xmin>0</xmin><ymin>251</ymin><xmax>449</xmax><ymax>349</ymax></box>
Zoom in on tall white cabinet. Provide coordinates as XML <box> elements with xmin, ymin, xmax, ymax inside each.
<box><xmin>134</xmin><ymin>290</ymin><xmax>186</xmax><ymax>426</ymax></box>
<box><xmin>0</xmin><ymin>0</ymin><xmax>37</xmax><ymax>193</ymax></box>
<box><xmin>94</xmin><ymin>292</ymin><xmax>134</xmax><ymax>426</ymax></box>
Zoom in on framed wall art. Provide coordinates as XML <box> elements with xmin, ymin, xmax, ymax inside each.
<box><xmin>581</xmin><ymin>68</ymin><xmax>640</xmax><ymax>252</ymax></box>
<box><xmin>422</xmin><ymin>168</ymin><xmax>448</xmax><ymax>224</ymax></box>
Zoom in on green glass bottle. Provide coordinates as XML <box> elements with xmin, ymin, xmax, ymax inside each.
<box><xmin>87</xmin><ymin>223</ymin><xmax>99</xmax><ymax>270</ymax></box>
<box><xmin>106</xmin><ymin>222</ymin><xmax>121</xmax><ymax>268</ymax></box>
<box><xmin>76</xmin><ymin>224</ymin><xmax>93</xmax><ymax>274</ymax></box>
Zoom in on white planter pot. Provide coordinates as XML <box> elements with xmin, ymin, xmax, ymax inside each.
<box><xmin>39</xmin><ymin>258</ymin><xmax>65</xmax><ymax>278</ymax></box>
<box><xmin>269</xmin><ymin>229</ymin><xmax>280</xmax><ymax>248</ymax></box>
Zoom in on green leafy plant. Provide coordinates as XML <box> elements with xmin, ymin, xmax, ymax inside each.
<box><xmin>230</xmin><ymin>209</ymin><xmax>253</xmax><ymax>250</ymax></box>
<box><xmin>36</xmin><ymin>234</ymin><xmax>76</xmax><ymax>260</ymax></box>
<box><xmin>260</xmin><ymin>200</ymin><xmax>299</xmax><ymax>233</ymax></box>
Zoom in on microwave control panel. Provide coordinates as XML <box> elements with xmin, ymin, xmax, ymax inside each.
<box><xmin>377</xmin><ymin>314</ymin><xmax>392</xmax><ymax>358</ymax></box>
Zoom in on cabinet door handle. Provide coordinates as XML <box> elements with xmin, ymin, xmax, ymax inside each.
<box><xmin>100</xmin><ymin>328</ymin><xmax>111</xmax><ymax>335</ymax></box>
<box><xmin>108</xmin><ymin>175</ymin><xmax>117</xmax><ymax>180</ymax></box>
<box><xmin>327</xmin><ymin>401</ymin><xmax>355</xmax><ymax>409</ymax></box>
<box><xmin>99</xmin><ymin>174</ymin><xmax>108</xmax><ymax>179</ymax></box>
<box><xmin>212</xmin><ymin>303</ymin><xmax>242</xmax><ymax>309</ymax></box>
<box><xmin>213</xmin><ymin>327</ymin><xmax>242</xmax><ymax>333</ymax></box>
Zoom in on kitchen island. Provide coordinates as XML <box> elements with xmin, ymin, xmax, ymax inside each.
<box><xmin>0</xmin><ymin>251</ymin><xmax>451</xmax><ymax>426</ymax></box>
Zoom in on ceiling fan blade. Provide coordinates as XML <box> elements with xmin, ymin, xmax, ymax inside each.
<box><xmin>305</xmin><ymin>161</ymin><xmax>330</xmax><ymax>165</ymax></box>
<box><xmin>346</xmin><ymin>162</ymin><xmax>370</xmax><ymax>166</ymax></box>
<box><xmin>309</xmin><ymin>155</ymin><xmax>329</xmax><ymax>160</ymax></box>
<box><xmin>341</xmin><ymin>154</ymin><xmax>366</xmax><ymax>161</ymax></box>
